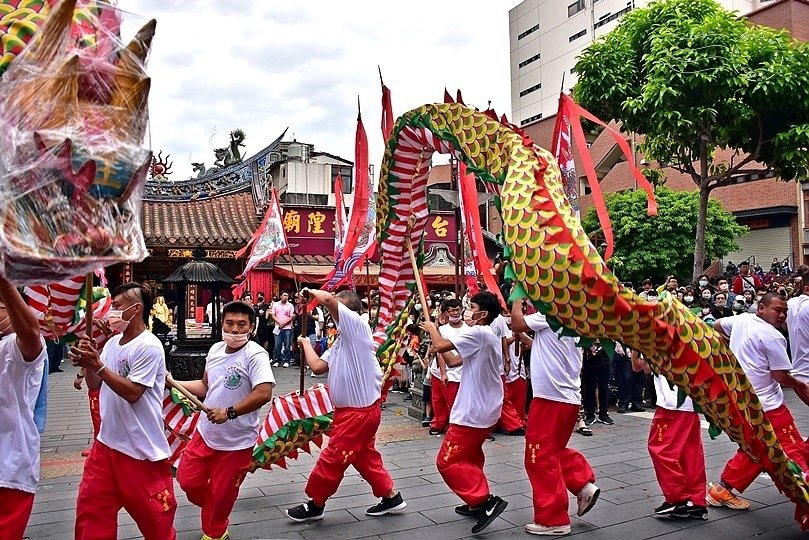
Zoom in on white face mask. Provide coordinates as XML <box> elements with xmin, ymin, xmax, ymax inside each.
<box><xmin>684</xmin><ymin>295</ymin><xmax>694</xmax><ymax>303</ymax></box>
<box><xmin>222</xmin><ymin>331</ymin><xmax>249</xmax><ymax>348</ymax></box>
<box><xmin>701</xmin><ymin>292</ymin><xmax>712</xmax><ymax>300</ymax></box>
<box><xmin>448</xmin><ymin>314</ymin><xmax>462</xmax><ymax>324</ymax></box>
<box><xmin>699</xmin><ymin>280</ymin><xmax>708</xmax><ymax>287</ymax></box>
<box><xmin>719</xmin><ymin>283</ymin><xmax>729</xmax><ymax>292</ymax></box>
<box><xmin>107</xmin><ymin>303</ymin><xmax>140</xmax><ymax>333</ymax></box>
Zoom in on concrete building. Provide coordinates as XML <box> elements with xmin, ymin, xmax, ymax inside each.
<box><xmin>509</xmin><ymin>0</ymin><xmax>765</xmax><ymax>126</ymax></box>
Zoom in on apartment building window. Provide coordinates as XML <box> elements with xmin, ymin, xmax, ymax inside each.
<box><xmin>518</xmin><ymin>24</ymin><xmax>539</xmax><ymax>40</ymax></box>
<box><xmin>519</xmin><ymin>83</ymin><xmax>542</xmax><ymax>97</ymax></box>
<box><xmin>520</xmin><ymin>113</ymin><xmax>543</xmax><ymax>126</ymax></box>
<box><xmin>569</xmin><ymin>28</ymin><xmax>587</xmax><ymax>42</ymax></box>
<box><xmin>594</xmin><ymin>4</ymin><xmax>634</xmax><ymax>30</ymax></box>
<box><xmin>331</xmin><ymin>165</ymin><xmax>353</xmax><ymax>194</ymax></box>
<box><xmin>568</xmin><ymin>0</ymin><xmax>586</xmax><ymax>17</ymax></box>
<box><xmin>518</xmin><ymin>53</ymin><xmax>541</xmax><ymax>69</ymax></box>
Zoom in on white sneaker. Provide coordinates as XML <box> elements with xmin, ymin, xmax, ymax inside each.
<box><xmin>576</xmin><ymin>482</ymin><xmax>600</xmax><ymax>517</ymax></box>
<box><xmin>283</xmin><ymin>362</ymin><xmax>290</xmax><ymax>368</ymax></box>
<box><xmin>272</xmin><ymin>362</ymin><xmax>279</xmax><ymax>367</ymax></box>
<box><xmin>310</xmin><ymin>372</ymin><xmax>317</xmax><ymax>378</ymax></box>
<box><xmin>525</xmin><ymin>523</ymin><xmax>571</xmax><ymax>536</ymax></box>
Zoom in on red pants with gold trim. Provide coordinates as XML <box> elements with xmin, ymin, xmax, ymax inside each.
<box><xmin>305</xmin><ymin>401</ymin><xmax>394</xmax><ymax>507</ymax></box>
<box><xmin>525</xmin><ymin>398</ymin><xmax>595</xmax><ymax>526</ymax></box>
<box><xmin>436</xmin><ymin>423</ymin><xmax>494</xmax><ymax>508</ymax></box>
<box><xmin>177</xmin><ymin>434</ymin><xmax>253</xmax><ymax>538</ymax></box>
<box><xmin>0</xmin><ymin>487</ymin><xmax>35</xmax><ymax>540</ymax></box>
<box><xmin>499</xmin><ymin>377</ymin><xmax>527</xmax><ymax>432</ymax></box>
<box><xmin>647</xmin><ymin>407</ymin><xmax>706</xmax><ymax>506</ymax></box>
<box><xmin>88</xmin><ymin>388</ymin><xmax>101</xmax><ymax>439</ymax></box>
<box><xmin>430</xmin><ymin>376</ymin><xmax>459</xmax><ymax>431</ymax></box>
<box><xmin>75</xmin><ymin>442</ymin><xmax>176</xmax><ymax>540</ymax></box>
<box><xmin>721</xmin><ymin>404</ymin><xmax>808</xmax><ymax>492</ymax></box>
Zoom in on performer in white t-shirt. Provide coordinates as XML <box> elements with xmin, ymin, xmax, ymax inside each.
<box><xmin>707</xmin><ymin>293</ymin><xmax>809</xmax><ymax>511</ymax></box>
<box><xmin>287</xmin><ymin>289</ymin><xmax>406</xmax><ymax>523</ymax></box>
<box><xmin>492</xmin><ymin>313</ymin><xmax>527</xmax><ymax>435</ymax></box>
<box><xmin>429</xmin><ymin>298</ymin><xmax>464</xmax><ymax>435</ymax></box>
<box><xmin>177</xmin><ymin>301</ymin><xmax>274</xmax><ymax>540</ymax></box>
<box><xmin>420</xmin><ymin>291</ymin><xmax>508</xmax><ymax>534</ymax></box>
<box><xmin>0</xmin><ymin>276</ymin><xmax>46</xmax><ymax>539</ymax></box>
<box><xmin>71</xmin><ymin>283</ymin><xmax>177</xmax><ymax>540</ymax></box>
<box><xmin>633</xmin><ymin>349</ymin><xmax>707</xmax><ymax>520</ymax></box>
<box><xmin>511</xmin><ymin>300</ymin><xmax>599</xmax><ymax>536</ymax></box>
<box><xmin>787</xmin><ymin>270</ymin><xmax>809</xmax><ymax>382</ymax></box>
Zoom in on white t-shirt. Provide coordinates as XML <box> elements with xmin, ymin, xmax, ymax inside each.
<box><xmin>98</xmin><ymin>331</ymin><xmax>171</xmax><ymax>461</ymax></box>
<box><xmin>653</xmin><ymin>373</ymin><xmax>694</xmax><ymax>412</ymax></box>
<box><xmin>0</xmin><ymin>335</ymin><xmax>46</xmax><ymax>493</ymax></box>
<box><xmin>719</xmin><ymin>313</ymin><xmax>792</xmax><ymax>412</ymax></box>
<box><xmin>430</xmin><ymin>323</ymin><xmax>464</xmax><ymax>382</ymax></box>
<box><xmin>197</xmin><ymin>341</ymin><xmax>275</xmax><ymax>451</ymax></box>
<box><xmin>525</xmin><ymin>314</ymin><xmax>582</xmax><ymax>405</ymax></box>
<box><xmin>787</xmin><ymin>295</ymin><xmax>809</xmax><ymax>382</ymax></box>
<box><xmin>324</xmin><ymin>302</ymin><xmax>382</xmax><ymax>408</ymax></box>
<box><xmin>447</xmin><ymin>324</ymin><xmax>504</xmax><ymax>428</ymax></box>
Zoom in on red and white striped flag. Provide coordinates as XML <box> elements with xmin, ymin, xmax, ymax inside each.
<box><xmin>162</xmin><ymin>390</ymin><xmax>201</xmax><ymax>469</ymax></box>
<box><xmin>237</xmin><ymin>187</ymin><xmax>288</xmax><ymax>276</ymax></box>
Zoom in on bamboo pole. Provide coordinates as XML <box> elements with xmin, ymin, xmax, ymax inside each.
<box><xmin>166</xmin><ymin>373</ymin><xmax>211</xmax><ymax>414</ymax></box>
<box><xmin>298</xmin><ymin>306</ymin><xmax>307</xmax><ymax>394</ymax></box>
<box><xmin>84</xmin><ymin>273</ymin><xmax>93</xmax><ymax>336</ymax></box>
<box><xmin>405</xmin><ymin>237</ymin><xmax>431</xmax><ymax>323</ymax></box>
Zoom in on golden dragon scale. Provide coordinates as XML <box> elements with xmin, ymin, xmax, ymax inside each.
<box><xmin>374</xmin><ymin>103</ymin><xmax>809</xmax><ymax>528</ymax></box>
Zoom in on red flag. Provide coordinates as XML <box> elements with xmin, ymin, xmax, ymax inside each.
<box><xmin>333</xmin><ymin>173</ymin><xmax>346</xmax><ymax>259</ymax></box>
<box><xmin>237</xmin><ymin>187</ymin><xmax>288</xmax><ymax>274</ymax></box>
<box><xmin>320</xmin><ymin>106</ymin><xmax>376</xmax><ymax>291</ymax></box>
<box><xmin>551</xmin><ymin>92</ymin><xmax>658</xmax><ymax>261</ymax></box>
<box><xmin>458</xmin><ymin>163</ymin><xmax>506</xmax><ymax>307</ymax></box>
<box><xmin>380</xmin><ymin>79</ymin><xmax>394</xmax><ymax>141</ymax></box>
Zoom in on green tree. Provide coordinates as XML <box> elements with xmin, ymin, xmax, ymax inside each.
<box><xmin>573</xmin><ymin>0</ymin><xmax>809</xmax><ymax>280</ymax></box>
<box><xmin>582</xmin><ymin>187</ymin><xmax>747</xmax><ymax>286</ymax></box>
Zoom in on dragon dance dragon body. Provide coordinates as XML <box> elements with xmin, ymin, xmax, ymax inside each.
<box><xmin>373</xmin><ymin>102</ymin><xmax>809</xmax><ymax>528</ymax></box>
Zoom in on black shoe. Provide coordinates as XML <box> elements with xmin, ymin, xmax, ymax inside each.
<box><xmin>366</xmin><ymin>492</ymin><xmax>407</xmax><ymax>516</ymax></box>
<box><xmin>286</xmin><ymin>500</ymin><xmax>324</xmax><ymax>522</ymax></box>
<box><xmin>455</xmin><ymin>504</ymin><xmax>481</xmax><ymax>517</ymax></box>
<box><xmin>598</xmin><ymin>415</ymin><xmax>614</xmax><ymax>425</ymax></box>
<box><xmin>629</xmin><ymin>403</ymin><xmax>646</xmax><ymax>412</ymax></box>
<box><xmin>404</xmin><ymin>394</ymin><xmax>412</xmax><ymax>401</ymax></box>
<box><xmin>471</xmin><ymin>495</ymin><xmax>508</xmax><ymax>534</ymax></box>
<box><xmin>428</xmin><ymin>428</ymin><xmax>445</xmax><ymax>436</ymax></box>
<box><xmin>616</xmin><ymin>404</ymin><xmax>628</xmax><ymax>413</ymax></box>
<box><xmin>421</xmin><ymin>417</ymin><xmax>432</xmax><ymax>427</ymax></box>
<box><xmin>671</xmin><ymin>502</ymin><xmax>708</xmax><ymax>520</ymax></box>
<box><xmin>505</xmin><ymin>427</ymin><xmax>526</xmax><ymax>436</ymax></box>
<box><xmin>50</xmin><ymin>368</ymin><xmax>64</xmax><ymax>373</ymax></box>
<box><xmin>654</xmin><ymin>501</ymin><xmax>679</xmax><ymax>515</ymax></box>
<box><xmin>584</xmin><ymin>415</ymin><xmax>597</xmax><ymax>425</ymax></box>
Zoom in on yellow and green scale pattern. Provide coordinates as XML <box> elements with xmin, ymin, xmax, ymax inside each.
<box><xmin>376</xmin><ymin>102</ymin><xmax>809</xmax><ymax>528</ymax></box>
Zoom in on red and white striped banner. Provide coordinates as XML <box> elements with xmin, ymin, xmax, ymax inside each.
<box><xmin>256</xmin><ymin>383</ymin><xmax>332</xmax><ymax>445</ymax></box>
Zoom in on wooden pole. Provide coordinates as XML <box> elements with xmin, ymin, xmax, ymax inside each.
<box><xmin>298</xmin><ymin>305</ymin><xmax>307</xmax><ymax>394</ymax></box>
<box><xmin>166</xmin><ymin>373</ymin><xmax>211</xmax><ymax>414</ymax></box>
<box><xmin>405</xmin><ymin>237</ymin><xmax>431</xmax><ymax>323</ymax></box>
<box><xmin>84</xmin><ymin>273</ymin><xmax>94</xmax><ymax>337</ymax></box>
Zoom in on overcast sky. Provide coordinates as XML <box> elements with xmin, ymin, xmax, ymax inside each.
<box><xmin>118</xmin><ymin>0</ymin><xmax>521</xmax><ymax>179</ymax></box>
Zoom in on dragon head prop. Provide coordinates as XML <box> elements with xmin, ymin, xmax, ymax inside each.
<box><xmin>0</xmin><ymin>0</ymin><xmax>155</xmax><ymax>283</ymax></box>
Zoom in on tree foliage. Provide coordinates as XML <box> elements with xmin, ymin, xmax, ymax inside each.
<box><xmin>573</xmin><ymin>0</ymin><xmax>809</xmax><ymax>182</ymax></box>
<box><xmin>582</xmin><ymin>188</ymin><xmax>747</xmax><ymax>285</ymax></box>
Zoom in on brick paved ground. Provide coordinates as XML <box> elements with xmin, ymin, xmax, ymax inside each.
<box><xmin>29</xmin><ymin>365</ymin><xmax>809</xmax><ymax>539</ymax></box>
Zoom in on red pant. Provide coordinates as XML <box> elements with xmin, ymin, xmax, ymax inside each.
<box><xmin>0</xmin><ymin>487</ymin><xmax>35</xmax><ymax>540</ymax></box>
<box><xmin>437</xmin><ymin>423</ymin><xmax>494</xmax><ymax>508</ymax></box>
<box><xmin>525</xmin><ymin>398</ymin><xmax>595</xmax><ymax>526</ymax></box>
<box><xmin>499</xmin><ymin>378</ymin><xmax>527</xmax><ymax>432</ymax></box>
<box><xmin>75</xmin><ymin>442</ymin><xmax>176</xmax><ymax>540</ymax></box>
<box><xmin>721</xmin><ymin>404</ymin><xmax>808</xmax><ymax>492</ymax></box>
<box><xmin>177</xmin><ymin>434</ymin><xmax>253</xmax><ymax>538</ymax></box>
<box><xmin>88</xmin><ymin>388</ymin><xmax>101</xmax><ymax>439</ymax></box>
<box><xmin>430</xmin><ymin>376</ymin><xmax>459</xmax><ymax>431</ymax></box>
<box><xmin>647</xmin><ymin>407</ymin><xmax>706</xmax><ymax>506</ymax></box>
<box><xmin>305</xmin><ymin>401</ymin><xmax>394</xmax><ymax>507</ymax></box>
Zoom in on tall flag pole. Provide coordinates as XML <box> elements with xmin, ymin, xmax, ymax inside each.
<box><xmin>379</xmin><ymin>66</ymin><xmax>394</xmax><ymax>141</ymax></box>
<box><xmin>333</xmin><ymin>173</ymin><xmax>347</xmax><ymax>260</ymax></box>
<box><xmin>234</xmin><ymin>187</ymin><xmax>289</xmax><ymax>298</ymax></box>
<box><xmin>320</xmin><ymin>99</ymin><xmax>376</xmax><ymax>292</ymax></box>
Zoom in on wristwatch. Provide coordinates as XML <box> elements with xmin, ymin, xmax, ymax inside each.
<box><xmin>226</xmin><ymin>406</ymin><xmax>238</xmax><ymax>420</ymax></box>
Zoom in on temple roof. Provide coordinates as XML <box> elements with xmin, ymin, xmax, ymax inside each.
<box><xmin>142</xmin><ymin>190</ymin><xmax>259</xmax><ymax>249</ymax></box>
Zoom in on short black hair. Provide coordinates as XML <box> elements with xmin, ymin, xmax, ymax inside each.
<box><xmin>739</xmin><ymin>261</ymin><xmax>750</xmax><ymax>267</ymax></box>
<box><xmin>336</xmin><ymin>290</ymin><xmax>363</xmax><ymax>314</ymax></box>
<box><xmin>111</xmin><ymin>282</ymin><xmax>152</xmax><ymax>325</ymax></box>
<box><xmin>441</xmin><ymin>298</ymin><xmax>462</xmax><ymax>312</ymax></box>
<box><xmin>642</xmin><ymin>279</ymin><xmax>653</xmax><ymax>286</ymax></box>
<box><xmin>759</xmin><ymin>292</ymin><xmax>786</xmax><ymax>307</ymax></box>
<box><xmin>222</xmin><ymin>300</ymin><xmax>256</xmax><ymax>325</ymax></box>
<box><xmin>470</xmin><ymin>291</ymin><xmax>501</xmax><ymax>325</ymax></box>
<box><xmin>406</xmin><ymin>323</ymin><xmax>420</xmax><ymax>335</ymax></box>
